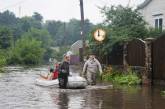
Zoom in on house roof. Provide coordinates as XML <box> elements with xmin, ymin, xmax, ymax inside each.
<box><xmin>71</xmin><ymin>40</ymin><xmax>89</xmax><ymax>49</ymax></box>
<box><xmin>137</xmin><ymin>0</ymin><xmax>152</xmax><ymax>9</ymax></box>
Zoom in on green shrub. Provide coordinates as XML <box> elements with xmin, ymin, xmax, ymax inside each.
<box><xmin>0</xmin><ymin>53</ymin><xmax>6</xmax><ymax>67</ymax></box>
<box><xmin>102</xmin><ymin>67</ymin><xmax>141</xmax><ymax>85</ymax></box>
<box><xmin>0</xmin><ymin>51</ymin><xmax>7</xmax><ymax>72</ymax></box>
<box><xmin>161</xmin><ymin>91</ymin><xmax>165</xmax><ymax>96</ymax></box>
<box><xmin>8</xmin><ymin>36</ymin><xmax>45</xmax><ymax>65</ymax></box>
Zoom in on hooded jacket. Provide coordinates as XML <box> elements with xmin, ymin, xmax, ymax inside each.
<box><xmin>82</xmin><ymin>58</ymin><xmax>103</xmax><ymax>75</ymax></box>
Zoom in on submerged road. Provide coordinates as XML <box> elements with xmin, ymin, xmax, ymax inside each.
<box><xmin>0</xmin><ymin>66</ymin><xmax>165</xmax><ymax>109</ymax></box>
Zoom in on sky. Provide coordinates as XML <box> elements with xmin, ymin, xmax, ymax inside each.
<box><xmin>0</xmin><ymin>0</ymin><xmax>145</xmax><ymax>24</ymax></box>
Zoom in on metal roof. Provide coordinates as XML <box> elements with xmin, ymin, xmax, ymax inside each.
<box><xmin>137</xmin><ymin>0</ymin><xmax>152</xmax><ymax>9</ymax></box>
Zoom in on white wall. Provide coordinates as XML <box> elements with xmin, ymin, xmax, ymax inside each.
<box><xmin>139</xmin><ymin>0</ymin><xmax>165</xmax><ymax>29</ymax></box>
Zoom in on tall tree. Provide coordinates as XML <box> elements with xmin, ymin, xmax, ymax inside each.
<box><xmin>32</xmin><ymin>12</ymin><xmax>43</xmax><ymax>22</ymax></box>
<box><xmin>0</xmin><ymin>27</ymin><xmax>13</xmax><ymax>49</ymax></box>
<box><xmin>89</xmin><ymin>5</ymin><xmax>148</xmax><ymax>56</ymax></box>
<box><xmin>22</xmin><ymin>28</ymin><xmax>52</xmax><ymax>48</ymax></box>
<box><xmin>101</xmin><ymin>5</ymin><xmax>148</xmax><ymax>40</ymax></box>
<box><xmin>44</xmin><ymin>20</ymin><xmax>63</xmax><ymax>41</ymax></box>
<box><xmin>0</xmin><ymin>11</ymin><xmax>18</xmax><ymax>27</ymax></box>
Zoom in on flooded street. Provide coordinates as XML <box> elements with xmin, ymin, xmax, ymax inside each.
<box><xmin>0</xmin><ymin>66</ymin><xmax>165</xmax><ymax>109</ymax></box>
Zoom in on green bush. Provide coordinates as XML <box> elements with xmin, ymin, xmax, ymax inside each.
<box><xmin>0</xmin><ymin>50</ymin><xmax>7</xmax><ymax>72</ymax></box>
<box><xmin>102</xmin><ymin>68</ymin><xmax>141</xmax><ymax>85</ymax></box>
<box><xmin>8</xmin><ymin>36</ymin><xmax>45</xmax><ymax>65</ymax></box>
<box><xmin>0</xmin><ymin>52</ymin><xmax>6</xmax><ymax>67</ymax></box>
<box><xmin>161</xmin><ymin>91</ymin><xmax>165</xmax><ymax>96</ymax></box>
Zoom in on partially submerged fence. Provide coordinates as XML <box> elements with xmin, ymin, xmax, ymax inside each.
<box><xmin>152</xmin><ymin>35</ymin><xmax>165</xmax><ymax>83</ymax></box>
<box><xmin>104</xmin><ymin>36</ymin><xmax>165</xmax><ymax>85</ymax></box>
<box><xmin>78</xmin><ymin>35</ymin><xmax>165</xmax><ymax>85</ymax></box>
<box><xmin>126</xmin><ymin>39</ymin><xmax>146</xmax><ymax>67</ymax></box>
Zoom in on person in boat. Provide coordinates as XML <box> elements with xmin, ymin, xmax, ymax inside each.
<box><xmin>40</xmin><ymin>62</ymin><xmax>59</xmax><ymax>80</ymax></box>
<box><xmin>82</xmin><ymin>53</ymin><xmax>103</xmax><ymax>85</ymax></box>
<box><xmin>58</xmin><ymin>55</ymin><xmax>70</xmax><ymax>89</ymax></box>
<box><xmin>52</xmin><ymin>63</ymin><xmax>59</xmax><ymax>79</ymax></box>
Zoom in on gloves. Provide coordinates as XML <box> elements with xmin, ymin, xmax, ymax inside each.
<box><xmin>80</xmin><ymin>72</ymin><xmax>86</xmax><ymax>78</ymax></box>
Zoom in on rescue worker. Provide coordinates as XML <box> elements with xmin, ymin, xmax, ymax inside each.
<box><xmin>82</xmin><ymin>53</ymin><xmax>103</xmax><ymax>85</ymax></box>
<box><xmin>58</xmin><ymin>55</ymin><xmax>70</xmax><ymax>89</ymax></box>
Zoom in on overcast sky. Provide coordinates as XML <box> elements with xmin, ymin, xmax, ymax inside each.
<box><xmin>0</xmin><ymin>0</ymin><xmax>145</xmax><ymax>24</ymax></box>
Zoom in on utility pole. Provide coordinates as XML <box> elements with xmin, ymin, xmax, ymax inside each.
<box><xmin>63</xmin><ymin>22</ymin><xmax>66</xmax><ymax>45</ymax></box>
<box><xmin>79</xmin><ymin>0</ymin><xmax>85</xmax><ymax>59</ymax></box>
<box><xmin>127</xmin><ymin>0</ymin><xmax>131</xmax><ymax>7</ymax></box>
<box><xmin>19</xmin><ymin>6</ymin><xmax>21</xmax><ymax>17</ymax></box>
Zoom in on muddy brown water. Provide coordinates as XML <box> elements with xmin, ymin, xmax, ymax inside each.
<box><xmin>0</xmin><ymin>66</ymin><xmax>165</xmax><ymax>109</ymax></box>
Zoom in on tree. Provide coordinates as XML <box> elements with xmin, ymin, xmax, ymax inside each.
<box><xmin>101</xmin><ymin>5</ymin><xmax>148</xmax><ymax>40</ymax></box>
<box><xmin>10</xmin><ymin>36</ymin><xmax>45</xmax><ymax>65</ymax></box>
<box><xmin>19</xmin><ymin>17</ymin><xmax>32</xmax><ymax>32</ymax></box>
<box><xmin>63</xmin><ymin>19</ymin><xmax>94</xmax><ymax>45</ymax></box>
<box><xmin>0</xmin><ymin>11</ymin><xmax>18</xmax><ymax>27</ymax></box>
<box><xmin>0</xmin><ymin>27</ymin><xmax>13</xmax><ymax>49</ymax></box>
<box><xmin>89</xmin><ymin>5</ymin><xmax>148</xmax><ymax>58</ymax></box>
<box><xmin>21</xmin><ymin>28</ymin><xmax>53</xmax><ymax>62</ymax></box>
<box><xmin>22</xmin><ymin>28</ymin><xmax>52</xmax><ymax>48</ymax></box>
<box><xmin>32</xmin><ymin>12</ymin><xmax>43</xmax><ymax>22</ymax></box>
<box><xmin>44</xmin><ymin>20</ymin><xmax>63</xmax><ymax>45</ymax></box>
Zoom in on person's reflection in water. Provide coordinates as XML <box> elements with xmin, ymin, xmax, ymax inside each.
<box><xmin>58</xmin><ymin>92</ymin><xmax>69</xmax><ymax>109</ymax></box>
<box><xmin>83</xmin><ymin>90</ymin><xmax>103</xmax><ymax>109</ymax></box>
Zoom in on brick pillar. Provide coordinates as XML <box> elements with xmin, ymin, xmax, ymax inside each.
<box><xmin>143</xmin><ymin>38</ymin><xmax>155</xmax><ymax>85</ymax></box>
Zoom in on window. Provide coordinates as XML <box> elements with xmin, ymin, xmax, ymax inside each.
<box><xmin>155</xmin><ymin>18</ymin><xmax>163</xmax><ymax>31</ymax></box>
<box><xmin>155</xmin><ymin>19</ymin><xmax>158</xmax><ymax>28</ymax></box>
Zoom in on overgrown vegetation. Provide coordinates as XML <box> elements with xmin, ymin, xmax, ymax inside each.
<box><xmin>102</xmin><ymin>66</ymin><xmax>141</xmax><ymax>85</ymax></box>
<box><xmin>88</xmin><ymin>5</ymin><xmax>164</xmax><ymax>58</ymax></box>
<box><xmin>8</xmin><ymin>36</ymin><xmax>45</xmax><ymax>65</ymax></box>
<box><xmin>0</xmin><ymin>10</ymin><xmax>94</xmax><ymax>67</ymax></box>
<box><xmin>161</xmin><ymin>91</ymin><xmax>165</xmax><ymax>96</ymax></box>
<box><xmin>52</xmin><ymin>46</ymin><xmax>70</xmax><ymax>62</ymax></box>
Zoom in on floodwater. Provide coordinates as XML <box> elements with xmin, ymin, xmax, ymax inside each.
<box><xmin>0</xmin><ymin>66</ymin><xmax>165</xmax><ymax>109</ymax></box>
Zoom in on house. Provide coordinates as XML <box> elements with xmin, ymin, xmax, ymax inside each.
<box><xmin>69</xmin><ymin>40</ymin><xmax>89</xmax><ymax>64</ymax></box>
<box><xmin>70</xmin><ymin>40</ymin><xmax>88</xmax><ymax>55</ymax></box>
<box><xmin>138</xmin><ymin>0</ymin><xmax>165</xmax><ymax>30</ymax></box>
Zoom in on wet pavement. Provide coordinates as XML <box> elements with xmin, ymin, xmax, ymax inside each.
<box><xmin>0</xmin><ymin>66</ymin><xmax>165</xmax><ymax>109</ymax></box>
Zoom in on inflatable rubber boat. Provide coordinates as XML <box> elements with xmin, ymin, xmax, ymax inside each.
<box><xmin>35</xmin><ymin>78</ymin><xmax>59</xmax><ymax>87</ymax></box>
<box><xmin>35</xmin><ymin>76</ymin><xmax>87</xmax><ymax>88</ymax></box>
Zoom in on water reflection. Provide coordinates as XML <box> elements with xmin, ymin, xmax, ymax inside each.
<box><xmin>49</xmin><ymin>85</ymin><xmax>165</xmax><ymax>109</ymax></box>
<box><xmin>58</xmin><ymin>92</ymin><xmax>69</xmax><ymax>109</ymax></box>
<box><xmin>1</xmin><ymin>67</ymin><xmax>165</xmax><ymax>109</ymax></box>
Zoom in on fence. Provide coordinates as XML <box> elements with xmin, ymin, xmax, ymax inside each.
<box><xmin>79</xmin><ymin>35</ymin><xmax>165</xmax><ymax>84</ymax></box>
<box><xmin>152</xmin><ymin>35</ymin><xmax>165</xmax><ymax>81</ymax></box>
<box><xmin>108</xmin><ymin>43</ymin><xmax>123</xmax><ymax>65</ymax></box>
<box><xmin>126</xmin><ymin>39</ymin><xmax>146</xmax><ymax>67</ymax></box>
<box><xmin>107</xmin><ymin>36</ymin><xmax>165</xmax><ymax>84</ymax></box>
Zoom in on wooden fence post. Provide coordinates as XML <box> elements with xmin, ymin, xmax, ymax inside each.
<box><xmin>123</xmin><ymin>42</ymin><xmax>128</xmax><ymax>72</ymax></box>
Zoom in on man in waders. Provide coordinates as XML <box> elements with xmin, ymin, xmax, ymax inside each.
<box><xmin>82</xmin><ymin>54</ymin><xmax>103</xmax><ymax>85</ymax></box>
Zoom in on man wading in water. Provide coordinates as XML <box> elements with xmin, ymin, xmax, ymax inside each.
<box><xmin>82</xmin><ymin>53</ymin><xmax>103</xmax><ymax>85</ymax></box>
<box><xmin>58</xmin><ymin>55</ymin><xmax>70</xmax><ymax>89</ymax></box>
